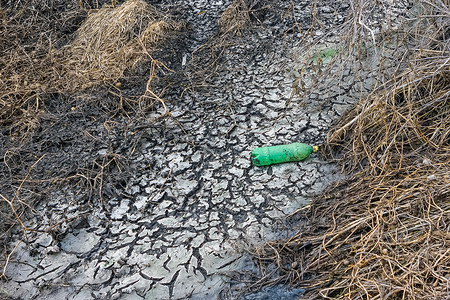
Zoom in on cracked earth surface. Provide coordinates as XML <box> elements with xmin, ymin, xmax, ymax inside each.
<box><xmin>1</xmin><ymin>0</ymin><xmax>410</xmax><ymax>299</ymax></box>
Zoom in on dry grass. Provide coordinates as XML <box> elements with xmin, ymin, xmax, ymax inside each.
<box><xmin>0</xmin><ymin>0</ymin><xmax>183</xmax><ymax>138</ymax></box>
<box><xmin>63</xmin><ymin>0</ymin><xmax>183</xmax><ymax>91</ymax></box>
<box><xmin>186</xmin><ymin>0</ymin><xmax>268</xmax><ymax>94</ymax></box>
<box><xmin>0</xmin><ymin>0</ymin><xmax>183</xmax><ymax>277</ymax></box>
<box><xmin>218</xmin><ymin>0</ymin><xmax>252</xmax><ymax>36</ymax></box>
<box><xmin>251</xmin><ymin>0</ymin><xmax>450</xmax><ymax>298</ymax></box>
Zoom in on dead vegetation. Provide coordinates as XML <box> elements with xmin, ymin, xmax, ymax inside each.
<box><xmin>218</xmin><ymin>0</ymin><xmax>270</xmax><ymax>36</ymax></box>
<box><xmin>218</xmin><ymin>0</ymin><xmax>252</xmax><ymax>36</ymax></box>
<box><xmin>0</xmin><ymin>0</ymin><xmax>183</xmax><ymax>138</ymax></box>
<box><xmin>63</xmin><ymin>0</ymin><xmax>183</xmax><ymax>91</ymax></box>
<box><xmin>186</xmin><ymin>0</ymin><xmax>268</xmax><ymax>91</ymax></box>
<box><xmin>0</xmin><ymin>0</ymin><xmax>184</xmax><ymax>276</ymax></box>
<box><xmin>250</xmin><ymin>0</ymin><xmax>450</xmax><ymax>299</ymax></box>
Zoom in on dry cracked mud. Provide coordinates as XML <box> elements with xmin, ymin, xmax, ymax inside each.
<box><xmin>1</xmin><ymin>0</ymin><xmax>411</xmax><ymax>299</ymax></box>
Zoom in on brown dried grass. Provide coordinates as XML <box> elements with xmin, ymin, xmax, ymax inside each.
<box><xmin>0</xmin><ymin>0</ymin><xmax>183</xmax><ymax>273</ymax></box>
<box><xmin>218</xmin><ymin>0</ymin><xmax>251</xmax><ymax>36</ymax></box>
<box><xmin>187</xmin><ymin>0</ymin><xmax>267</xmax><ymax>93</ymax></box>
<box><xmin>251</xmin><ymin>0</ymin><xmax>450</xmax><ymax>299</ymax></box>
<box><xmin>62</xmin><ymin>0</ymin><xmax>183</xmax><ymax>91</ymax></box>
<box><xmin>0</xmin><ymin>0</ymin><xmax>182</xmax><ymax>138</ymax></box>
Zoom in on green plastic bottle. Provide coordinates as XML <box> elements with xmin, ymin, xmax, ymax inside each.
<box><xmin>251</xmin><ymin>143</ymin><xmax>318</xmax><ymax>166</ymax></box>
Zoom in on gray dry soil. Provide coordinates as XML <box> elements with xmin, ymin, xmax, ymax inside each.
<box><xmin>1</xmin><ymin>0</ymin><xmax>410</xmax><ymax>299</ymax></box>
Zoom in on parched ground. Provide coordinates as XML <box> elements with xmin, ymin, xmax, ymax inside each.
<box><xmin>0</xmin><ymin>0</ymin><xmax>409</xmax><ymax>299</ymax></box>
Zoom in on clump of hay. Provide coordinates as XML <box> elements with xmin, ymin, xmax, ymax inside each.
<box><xmin>251</xmin><ymin>1</ymin><xmax>449</xmax><ymax>298</ymax></box>
<box><xmin>218</xmin><ymin>0</ymin><xmax>251</xmax><ymax>36</ymax></box>
<box><xmin>0</xmin><ymin>0</ymin><xmax>183</xmax><ymax>137</ymax></box>
<box><xmin>62</xmin><ymin>0</ymin><xmax>183</xmax><ymax>91</ymax></box>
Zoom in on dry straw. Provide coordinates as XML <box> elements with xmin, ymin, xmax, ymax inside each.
<box><xmin>252</xmin><ymin>0</ymin><xmax>449</xmax><ymax>298</ymax></box>
<box><xmin>218</xmin><ymin>0</ymin><xmax>251</xmax><ymax>36</ymax></box>
<box><xmin>0</xmin><ymin>0</ymin><xmax>182</xmax><ymax>137</ymax></box>
<box><xmin>62</xmin><ymin>0</ymin><xmax>183</xmax><ymax>91</ymax></box>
